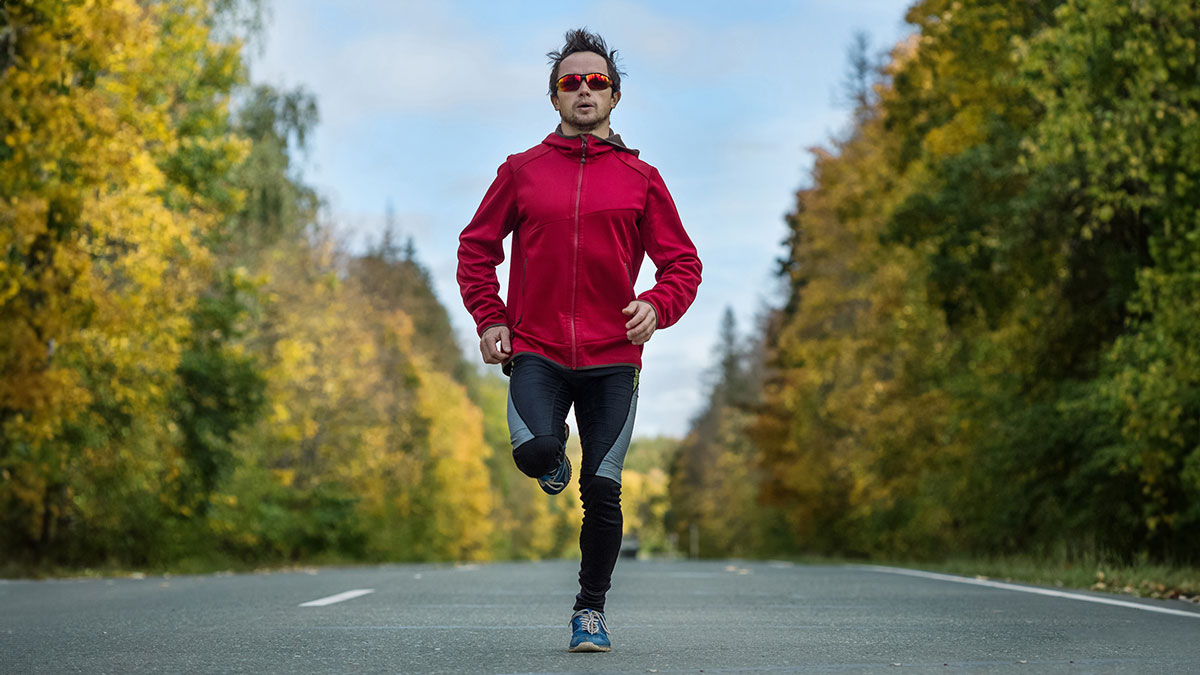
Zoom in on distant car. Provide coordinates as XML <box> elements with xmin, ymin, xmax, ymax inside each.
<box><xmin>619</xmin><ymin>533</ymin><xmax>640</xmax><ymax>558</ymax></box>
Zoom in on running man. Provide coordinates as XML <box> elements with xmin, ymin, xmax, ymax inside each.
<box><xmin>456</xmin><ymin>28</ymin><xmax>702</xmax><ymax>653</ymax></box>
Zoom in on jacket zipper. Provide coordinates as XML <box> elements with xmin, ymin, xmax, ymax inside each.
<box><xmin>623</xmin><ymin>261</ymin><xmax>635</xmax><ymax>300</ymax></box>
<box><xmin>570</xmin><ymin>135</ymin><xmax>587</xmax><ymax>368</ymax></box>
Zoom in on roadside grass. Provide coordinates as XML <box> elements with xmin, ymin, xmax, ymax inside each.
<box><xmin>0</xmin><ymin>552</ymin><xmax>374</xmax><ymax>581</ymax></box>
<box><xmin>781</xmin><ymin>553</ymin><xmax>1200</xmax><ymax>605</ymax></box>
<box><xmin>902</xmin><ymin>555</ymin><xmax>1200</xmax><ymax>603</ymax></box>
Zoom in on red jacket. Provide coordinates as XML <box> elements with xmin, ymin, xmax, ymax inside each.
<box><xmin>457</xmin><ymin>130</ymin><xmax>702</xmax><ymax>370</ymax></box>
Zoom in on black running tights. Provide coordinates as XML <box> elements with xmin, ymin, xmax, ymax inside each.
<box><xmin>506</xmin><ymin>353</ymin><xmax>638</xmax><ymax>612</ymax></box>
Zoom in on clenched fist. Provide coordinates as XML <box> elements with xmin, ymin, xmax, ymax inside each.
<box><xmin>480</xmin><ymin>325</ymin><xmax>512</xmax><ymax>364</ymax></box>
<box><xmin>622</xmin><ymin>300</ymin><xmax>657</xmax><ymax>345</ymax></box>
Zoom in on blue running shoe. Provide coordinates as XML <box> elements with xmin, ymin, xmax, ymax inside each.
<box><xmin>568</xmin><ymin>608</ymin><xmax>611</xmax><ymax>652</ymax></box>
<box><xmin>537</xmin><ymin>452</ymin><xmax>571</xmax><ymax>495</ymax></box>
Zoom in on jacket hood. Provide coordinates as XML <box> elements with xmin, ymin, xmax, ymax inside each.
<box><xmin>548</xmin><ymin>125</ymin><xmax>640</xmax><ymax>158</ymax></box>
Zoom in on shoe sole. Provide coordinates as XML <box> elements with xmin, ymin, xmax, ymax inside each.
<box><xmin>568</xmin><ymin>641</ymin><xmax>611</xmax><ymax>653</ymax></box>
<box><xmin>537</xmin><ymin>474</ymin><xmax>568</xmax><ymax>494</ymax></box>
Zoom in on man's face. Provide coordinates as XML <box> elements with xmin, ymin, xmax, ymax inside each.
<box><xmin>552</xmin><ymin>51</ymin><xmax>620</xmax><ymax>134</ymax></box>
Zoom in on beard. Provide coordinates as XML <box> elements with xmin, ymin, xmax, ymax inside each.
<box><xmin>560</xmin><ymin>102</ymin><xmax>610</xmax><ymax>133</ymax></box>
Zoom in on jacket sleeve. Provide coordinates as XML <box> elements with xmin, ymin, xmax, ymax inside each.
<box><xmin>457</xmin><ymin>161</ymin><xmax>518</xmax><ymax>336</ymax></box>
<box><xmin>636</xmin><ymin>167</ymin><xmax>702</xmax><ymax>329</ymax></box>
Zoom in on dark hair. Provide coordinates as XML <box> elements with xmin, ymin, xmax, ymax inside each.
<box><xmin>547</xmin><ymin>28</ymin><xmax>624</xmax><ymax>96</ymax></box>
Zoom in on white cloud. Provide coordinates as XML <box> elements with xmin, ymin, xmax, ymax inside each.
<box><xmin>321</xmin><ymin>34</ymin><xmax>539</xmax><ymax>117</ymax></box>
<box><xmin>251</xmin><ymin>2</ymin><xmax>541</xmax><ymax>125</ymax></box>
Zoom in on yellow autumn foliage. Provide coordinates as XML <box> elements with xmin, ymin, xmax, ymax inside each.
<box><xmin>1</xmin><ymin>0</ymin><xmax>245</xmax><ymax>549</ymax></box>
<box><xmin>413</xmin><ymin>365</ymin><xmax>495</xmax><ymax>561</ymax></box>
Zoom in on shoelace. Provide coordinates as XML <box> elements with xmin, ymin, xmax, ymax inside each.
<box><xmin>576</xmin><ymin>610</ymin><xmax>609</xmax><ymax>635</ymax></box>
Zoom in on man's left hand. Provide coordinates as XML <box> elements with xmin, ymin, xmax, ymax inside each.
<box><xmin>622</xmin><ymin>300</ymin><xmax>657</xmax><ymax>345</ymax></box>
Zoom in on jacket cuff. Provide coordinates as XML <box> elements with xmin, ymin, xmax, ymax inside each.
<box><xmin>635</xmin><ymin>294</ymin><xmax>663</xmax><ymax>328</ymax></box>
<box><xmin>478</xmin><ymin>322</ymin><xmax>508</xmax><ymax>337</ymax></box>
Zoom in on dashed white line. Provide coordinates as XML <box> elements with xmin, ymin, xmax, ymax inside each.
<box><xmin>299</xmin><ymin>589</ymin><xmax>375</xmax><ymax>607</ymax></box>
<box><xmin>855</xmin><ymin>565</ymin><xmax>1200</xmax><ymax>619</ymax></box>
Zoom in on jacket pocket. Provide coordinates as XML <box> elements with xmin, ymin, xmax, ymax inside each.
<box><xmin>513</xmin><ymin>258</ymin><xmax>528</xmax><ymax>330</ymax></box>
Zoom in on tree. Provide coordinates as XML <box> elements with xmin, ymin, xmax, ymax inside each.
<box><xmin>0</xmin><ymin>0</ymin><xmax>249</xmax><ymax>564</ymax></box>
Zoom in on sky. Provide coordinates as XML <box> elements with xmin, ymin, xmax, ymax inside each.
<box><xmin>247</xmin><ymin>0</ymin><xmax>916</xmax><ymax>438</ymax></box>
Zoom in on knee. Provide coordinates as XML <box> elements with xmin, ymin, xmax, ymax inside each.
<box><xmin>579</xmin><ymin>475</ymin><xmax>622</xmax><ymax>512</ymax></box>
<box><xmin>512</xmin><ymin>435</ymin><xmax>562</xmax><ymax>478</ymax></box>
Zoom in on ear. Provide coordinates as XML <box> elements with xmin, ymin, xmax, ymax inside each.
<box><xmin>551</xmin><ymin>94</ymin><xmax>560</xmax><ymax>111</ymax></box>
<box><xmin>611</xmin><ymin>91</ymin><xmax>621</xmax><ymax>109</ymax></box>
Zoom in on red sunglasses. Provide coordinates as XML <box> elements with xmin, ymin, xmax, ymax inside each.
<box><xmin>555</xmin><ymin>72</ymin><xmax>613</xmax><ymax>93</ymax></box>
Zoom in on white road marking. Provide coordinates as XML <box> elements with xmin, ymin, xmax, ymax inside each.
<box><xmin>856</xmin><ymin>565</ymin><xmax>1200</xmax><ymax>619</ymax></box>
<box><xmin>299</xmin><ymin>589</ymin><xmax>375</xmax><ymax>607</ymax></box>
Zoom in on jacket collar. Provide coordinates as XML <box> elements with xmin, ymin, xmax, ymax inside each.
<box><xmin>545</xmin><ymin>125</ymin><xmax>640</xmax><ymax>158</ymax></box>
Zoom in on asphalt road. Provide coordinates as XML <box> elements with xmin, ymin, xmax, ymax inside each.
<box><xmin>2</xmin><ymin>559</ymin><xmax>1198</xmax><ymax>674</ymax></box>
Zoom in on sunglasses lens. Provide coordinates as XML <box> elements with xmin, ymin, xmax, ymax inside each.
<box><xmin>557</xmin><ymin>74</ymin><xmax>583</xmax><ymax>92</ymax></box>
<box><xmin>585</xmin><ymin>73</ymin><xmax>611</xmax><ymax>90</ymax></box>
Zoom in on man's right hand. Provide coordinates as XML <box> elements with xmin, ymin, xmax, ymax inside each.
<box><xmin>480</xmin><ymin>325</ymin><xmax>512</xmax><ymax>365</ymax></box>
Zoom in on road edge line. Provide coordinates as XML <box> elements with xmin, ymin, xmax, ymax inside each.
<box><xmin>851</xmin><ymin>565</ymin><xmax>1200</xmax><ymax>619</ymax></box>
